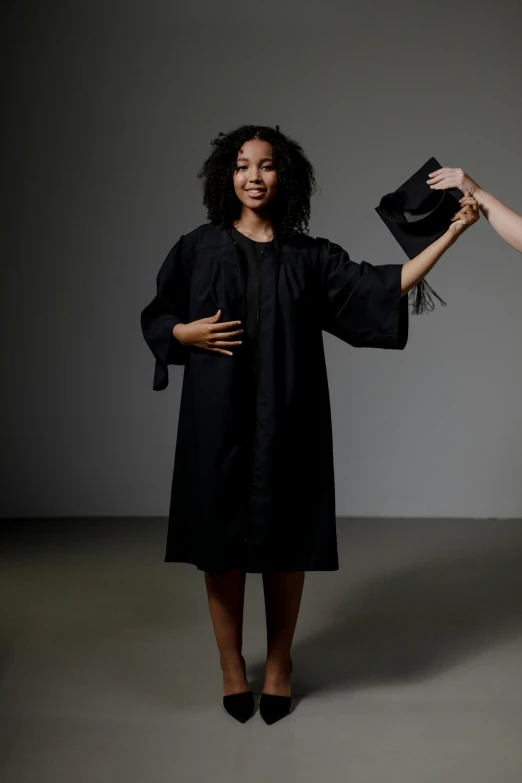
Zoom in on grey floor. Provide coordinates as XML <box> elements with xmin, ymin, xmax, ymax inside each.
<box><xmin>1</xmin><ymin>518</ymin><xmax>522</xmax><ymax>782</ymax></box>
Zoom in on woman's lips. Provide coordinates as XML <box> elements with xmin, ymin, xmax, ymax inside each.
<box><xmin>245</xmin><ymin>189</ymin><xmax>266</xmax><ymax>198</ymax></box>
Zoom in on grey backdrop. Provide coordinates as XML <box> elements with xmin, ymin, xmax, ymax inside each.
<box><xmin>3</xmin><ymin>0</ymin><xmax>522</xmax><ymax>519</ymax></box>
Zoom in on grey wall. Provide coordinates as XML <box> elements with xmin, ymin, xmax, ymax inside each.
<box><xmin>3</xmin><ymin>0</ymin><xmax>522</xmax><ymax>518</ymax></box>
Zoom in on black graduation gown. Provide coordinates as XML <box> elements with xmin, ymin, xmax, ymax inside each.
<box><xmin>141</xmin><ymin>222</ymin><xmax>409</xmax><ymax>572</ymax></box>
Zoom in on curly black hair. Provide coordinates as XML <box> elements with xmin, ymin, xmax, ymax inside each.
<box><xmin>197</xmin><ymin>125</ymin><xmax>318</xmax><ymax>240</ymax></box>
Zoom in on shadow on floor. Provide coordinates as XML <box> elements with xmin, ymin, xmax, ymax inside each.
<box><xmin>291</xmin><ymin>539</ymin><xmax>522</xmax><ymax>695</ymax></box>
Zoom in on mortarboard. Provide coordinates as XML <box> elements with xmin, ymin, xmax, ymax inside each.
<box><xmin>375</xmin><ymin>156</ymin><xmax>464</xmax><ymax>313</ymax></box>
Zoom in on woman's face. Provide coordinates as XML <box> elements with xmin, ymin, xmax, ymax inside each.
<box><xmin>233</xmin><ymin>138</ymin><xmax>278</xmax><ymax>211</ymax></box>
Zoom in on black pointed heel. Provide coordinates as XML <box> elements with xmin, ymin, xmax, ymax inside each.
<box><xmin>223</xmin><ymin>691</ymin><xmax>255</xmax><ymax>723</ymax></box>
<box><xmin>222</xmin><ymin>656</ymin><xmax>254</xmax><ymax>724</ymax></box>
<box><xmin>259</xmin><ymin>659</ymin><xmax>292</xmax><ymax>725</ymax></box>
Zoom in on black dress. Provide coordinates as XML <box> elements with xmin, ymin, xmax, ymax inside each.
<box><xmin>141</xmin><ymin>223</ymin><xmax>408</xmax><ymax>573</ymax></box>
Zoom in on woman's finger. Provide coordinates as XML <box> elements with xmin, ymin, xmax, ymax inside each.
<box><xmin>198</xmin><ymin>309</ymin><xmax>222</xmax><ymax>324</ymax></box>
<box><xmin>451</xmin><ymin>211</ymin><xmax>467</xmax><ymax>222</ymax></box>
<box><xmin>212</xmin><ymin>340</ymin><xmax>243</xmax><ymax>348</ymax></box>
<box><xmin>459</xmin><ymin>197</ymin><xmax>479</xmax><ymax>212</ymax></box>
<box><xmin>209</xmin><ymin>320</ymin><xmax>242</xmax><ymax>330</ymax></box>
<box><xmin>426</xmin><ymin>173</ymin><xmax>447</xmax><ymax>184</ymax></box>
<box><xmin>429</xmin><ymin>177</ymin><xmax>457</xmax><ymax>189</ymax></box>
<box><xmin>452</xmin><ymin>211</ymin><xmax>476</xmax><ymax>227</ymax></box>
<box><xmin>210</xmin><ymin>329</ymin><xmax>244</xmax><ymax>340</ymax></box>
<box><xmin>206</xmin><ymin>346</ymin><xmax>233</xmax><ymax>356</ymax></box>
<box><xmin>453</xmin><ymin>203</ymin><xmax>475</xmax><ymax>218</ymax></box>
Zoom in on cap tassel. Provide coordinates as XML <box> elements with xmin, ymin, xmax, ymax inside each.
<box><xmin>409</xmin><ymin>278</ymin><xmax>447</xmax><ymax>314</ymax></box>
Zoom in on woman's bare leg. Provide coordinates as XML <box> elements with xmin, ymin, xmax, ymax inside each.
<box><xmin>204</xmin><ymin>568</ymin><xmax>250</xmax><ymax>696</ymax></box>
<box><xmin>262</xmin><ymin>570</ymin><xmax>305</xmax><ymax>696</ymax></box>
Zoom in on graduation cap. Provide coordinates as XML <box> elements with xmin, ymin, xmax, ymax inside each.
<box><xmin>375</xmin><ymin>156</ymin><xmax>464</xmax><ymax>314</ymax></box>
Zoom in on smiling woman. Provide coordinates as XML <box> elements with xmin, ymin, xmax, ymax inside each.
<box><xmin>197</xmin><ymin>124</ymin><xmax>317</xmax><ymax>242</ymax></box>
<box><xmin>233</xmin><ymin>142</ymin><xmax>278</xmax><ymax>217</ymax></box>
<box><xmin>140</xmin><ymin>124</ymin><xmax>479</xmax><ymax>724</ymax></box>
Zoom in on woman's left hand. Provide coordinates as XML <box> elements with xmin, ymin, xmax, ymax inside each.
<box><xmin>449</xmin><ymin>190</ymin><xmax>480</xmax><ymax>238</ymax></box>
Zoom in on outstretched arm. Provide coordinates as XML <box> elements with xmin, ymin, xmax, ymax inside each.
<box><xmin>400</xmin><ymin>192</ymin><xmax>479</xmax><ymax>296</ymax></box>
<box><xmin>427</xmin><ymin>167</ymin><xmax>522</xmax><ymax>254</ymax></box>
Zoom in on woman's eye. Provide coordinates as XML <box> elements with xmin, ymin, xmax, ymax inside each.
<box><xmin>236</xmin><ymin>165</ymin><xmax>273</xmax><ymax>171</ymax></box>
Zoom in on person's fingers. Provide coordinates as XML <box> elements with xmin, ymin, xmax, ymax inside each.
<box><xmin>206</xmin><ymin>346</ymin><xmax>233</xmax><ymax>356</ymax></box>
<box><xmin>459</xmin><ymin>197</ymin><xmax>479</xmax><ymax>212</ymax></box>
<box><xmin>453</xmin><ymin>201</ymin><xmax>475</xmax><ymax>217</ymax></box>
<box><xmin>210</xmin><ymin>328</ymin><xmax>243</xmax><ymax>339</ymax></box>
<box><xmin>464</xmin><ymin>204</ymin><xmax>479</xmax><ymax>217</ymax></box>
<box><xmin>459</xmin><ymin>212</ymin><xmax>475</xmax><ymax>224</ymax></box>
<box><xmin>210</xmin><ymin>334</ymin><xmax>243</xmax><ymax>343</ymax></box>
<box><xmin>209</xmin><ymin>319</ymin><xmax>242</xmax><ymax>330</ymax></box>
<box><xmin>451</xmin><ymin>210</ymin><xmax>467</xmax><ymax>222</ymax></box>
<box><xmin>212</xmin><ymin>340</ymin><xmax>242</xmax><ymax>348</ymax></box>
<box><xmin>428</xmin><ymin>177</ymin><xmax>457</xmax><ymax>189</ymax></box>
<box><xmin>426</xmin><ymin>173</ymin><xmax>447</xmax><ymax>184</ymax></box>
<box><xmin>427</xmin><ymin>168</ymin><xmax>446</xmax><ymax>177</ymax></box>
<box><xmin>199</xmin><ymin>309</ymin><xmax>222</xmax><ymax>323</ymax></box>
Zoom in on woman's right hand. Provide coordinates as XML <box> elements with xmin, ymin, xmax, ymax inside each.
<box><xmin>448</xmin><ymin>191</ymin><xmax>480</xmax><ymax>239</ymax></box>
<box><xmin>173</xmin><ymin>310</ymin><xmax>243</xmax><ymax>356</ymax></box>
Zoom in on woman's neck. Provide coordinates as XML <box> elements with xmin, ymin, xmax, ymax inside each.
<box><xmin>233</xmin><ymin>209</ymin><xmax>274</xmax><ymax>242</ymax></box>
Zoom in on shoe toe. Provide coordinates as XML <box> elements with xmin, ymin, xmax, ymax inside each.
<box><xmin>223</xmin><ymin>691</ymin><xmax>255</xmax><ymax>723</ymax></box>
<box><xmin>259</xmin><ymin>694</ymin><xmax>292</xmax><ymax>725</ymax></box>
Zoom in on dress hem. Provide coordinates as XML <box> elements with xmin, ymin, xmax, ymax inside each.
<box><xmin>164</xmin><ymin>556</ymin><xmax>340</xmax><ymax>573</ymax></box>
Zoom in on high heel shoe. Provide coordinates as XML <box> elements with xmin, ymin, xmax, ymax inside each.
<box><xmin>259</xmin><ymin>659</ymin><xmax>292</xmax><ymax>725</ymax></box>
<box><xmin>222</xmin><ymin>656</ymin><xmax>255</xmax><ymax>724</ymax></box>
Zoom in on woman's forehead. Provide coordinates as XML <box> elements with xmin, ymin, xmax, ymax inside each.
<box><xmin>236</xmin><ymin>138</ymin><xmax>273</xmax><ymax>160</ymax></box>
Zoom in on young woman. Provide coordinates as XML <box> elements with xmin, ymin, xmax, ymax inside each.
<box><xmin>141</xmin><ymin>125</ymin><xmax>479</xmax><ymax>725</ymax></box>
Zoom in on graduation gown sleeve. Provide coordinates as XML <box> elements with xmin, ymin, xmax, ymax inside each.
<box><xmin>318</xmin><ymin>238</ymin><xmax>409</xmax><ymax>350</ymax></box>
<box><xmin>141</xmin><ymin>235</ymin><xmax>190</xmax><ymax>391</ymax></box>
